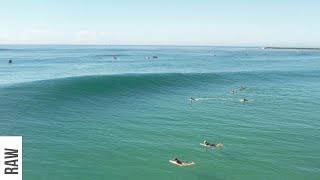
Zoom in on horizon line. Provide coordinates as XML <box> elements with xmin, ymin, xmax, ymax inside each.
<box><xmin>0</xmin><ymin>44</ymin><xmax>319</xmax><ymax>49</ymax></box>
<box><xmin>0</xmin><ymin>43</ymin><xmax>261</xmax><ymax>47</ymax></box>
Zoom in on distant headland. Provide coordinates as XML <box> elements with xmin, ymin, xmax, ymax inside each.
<box><xmin>263</xmin><ymin>47</ymin><xmax>320</xmax><ymax>51</ymax></box>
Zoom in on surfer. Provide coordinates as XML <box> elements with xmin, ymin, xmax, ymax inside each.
<box><xmin>112</xmin><ymin>56</ymin><xmax>117</xmax><ymax>59</ymax></box>
<box><xmin>189</xmin><ymin>97</ymin><xmax>195</xmax><ymax>104</ymax></box>
<box><xmin>203</xmin><ymin>140</ymin><xmax>223</xmax><ymax>147</ymax></box>
<box><xmin>170</xmin><ymin>158</ymin><xmax>194</xmax><ymax>166</ymax></box>
<box><xmin>230</xmin><ymin>90</ymin><xmax>236</xmax><ymax>94</ymax></box>
<box><xmin>8</xmin><ymin>60</ymin><xmax>12</xmax><ymax>63</ymax></box>
<box><xmin>173</xmin><ymin>158</ymin><xmax>182</xmax><ymax>164</ymax></box>
<box><xmin>240</xmin><ymin>98</ymin><xmax>252</xmax><ymax>102</ymax></box>
<box><xmin>204</xmin><ymin>140</ymin><xmax>211</xmax><ymax>146</ymax></box>
<box><xmin>240</xmin><ymin>85</ymin><xmax>246</xmax><ymax>91</ymax></box>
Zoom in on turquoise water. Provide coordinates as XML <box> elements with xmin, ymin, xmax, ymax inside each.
<box><xmin>0</xmin><ymin>45</ymin><xmax>320</xmax><ymax>179</ymax></box>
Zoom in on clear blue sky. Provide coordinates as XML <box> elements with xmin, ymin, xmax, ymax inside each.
<box><xmin>0</xmin><ymin>0</ymin><xmax>319</xmax><ymax>46</ymax></box>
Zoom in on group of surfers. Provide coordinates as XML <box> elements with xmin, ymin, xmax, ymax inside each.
<box><xmin>171</xmin><ymin>140</ymin><xmax>223</xmax><ymax>166</ymax></box>
<box><xmin>189</xmin><ymin>85</ymin><xmax>253</xmax><ymax>103</ymax></box>
<box><xmin>177</xmin><ymin>86</ymin><xmax>251</xmax><ymax>166</ymax></box>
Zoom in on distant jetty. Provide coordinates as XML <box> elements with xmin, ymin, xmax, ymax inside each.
<box><xmin>263</xmin><ymin>47</ymin><xmax>320</xmax><ymax>51</ymax></box>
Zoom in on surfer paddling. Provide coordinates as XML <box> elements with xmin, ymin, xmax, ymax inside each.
<box><xmin>189</xmin><ymin>97</ymin><xmax>196</xmax><ymax>104</ymax></box>
<box><xmin>201</xmin><ymin>140</ymin><xmax>223</xmax><ymax>148</ymax></box>
<box><xmin>242</xmin><ymin>98</ymin><xmax>249</xmax><ymax>102</ymax></box>
<box><xmin>173</xmin><ymin>158</ymin><xmax>182</xmax><ymax>164</ymax></box>
<box><xmin>169</xmin><ymin>158</ymin><xmax>195</xmax><ymax>166</ymax></box>
<box><xmin>240</xmin><ymin>98</ymin><xmax>254</xmax><ymax>102</ymax></box>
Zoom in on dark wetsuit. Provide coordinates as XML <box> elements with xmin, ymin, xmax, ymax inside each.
<box><xmin>205</xmin><ymin>142</ymin><xmax>215</xmax><ymax>147</ymax></box>
<box><xmin>175</xmin><ymin>159</ymin><xmax>182</xmax><ymax>164</ymax></box>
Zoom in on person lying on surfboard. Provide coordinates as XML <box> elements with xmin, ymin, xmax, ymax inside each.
<box><xmin>240</xmin><ymin>98</ymin><xmax>254</xmax><ymax>102</ymax></box>
<box><xmin>170</xmin><ymin>158</ymin><xmax>195</xmax><ymax>166</ymax></box>
<box><xmin>174</xmin><ymin>158</ymin><xmax>182</xmax><ymax>164</ymax></box>
<box><xmin>202</xmin><ymin>140</ymin><xmax>223</xmax><ymax>147</ymax></box>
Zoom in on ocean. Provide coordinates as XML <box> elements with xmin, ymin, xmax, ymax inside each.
<box><xmin>0</xmin><ymin>45</ymin><xmax>319</xmax><ymax>179</ymax></box>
